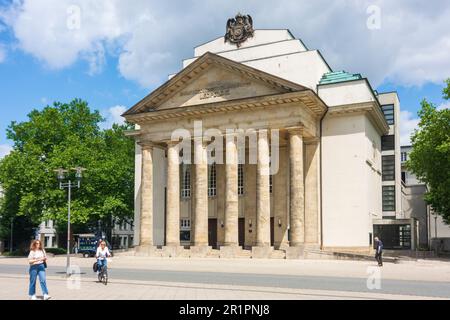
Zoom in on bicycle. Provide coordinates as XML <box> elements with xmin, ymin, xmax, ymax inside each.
<box><xmin>97</xmin><ymin>263</ymin><xmax>108</xmax><ymax>285</ymax></box>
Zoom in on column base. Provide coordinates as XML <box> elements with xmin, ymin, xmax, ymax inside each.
<box><xmin>285</xmin><ymin>245</ymin><xmax>305</xmax><ymax>259</ymax></box>
<box><xmin>251</xmin><ymin>246</ymin><xmax>274</xmax><ymax>259</ymax></box>
<box><xmin>135</xmin><ymin>245</ymin><xmax>158</xmax><ymax>257</ymax></box>
<box><xmin>274</xmin><ymin>242</ymin><xmax>290</xmax><ymax>250</ymax></box>
<box><xmin>303</xmin><ymin>243</ymin><xmax>321</xmax><ymax>251</ymax></box>
<box><xmin>219</xmin><ymin>245</ymin><xmax>243</xmax><ymax>258</ymax></box>
<box><xmin>189</xmin><ymin>245</ymin><xmax>212</xmax><ymax>258</ymax></box>
<box><xmin>162</xmin><ymin>246</ymin><xmax>186</xmax><ymax>258</ymax></box>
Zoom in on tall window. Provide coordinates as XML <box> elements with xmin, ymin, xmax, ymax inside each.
<box><xmin>269</xmin><ymin>174</ymin><xmax>273</xmax><ymax>194</ymax></box>
<box><xmin>208</xmin><ymin>163</ymin><xmax>217</xmax><ymax>197</ymax></box>
<box><xmin>381</xmin><ymin>135</ymin><xmax>395</xmax><ymax>151</ymax></box>
<box><xmin>382</xmin><ymin>186</ymin><xmax>396</xmax><ymax>211</ymax></box>
<box><xmin>401</xmin><ymin>152</ymin><xmax>407</xmax><ymax>162</ymax></box>
<box><xmin>180</xmin><ymin>219</ymin><xmax>191</xmax><ymax>242</ymax></box>
<box><xmin>381</xmin><ymin>104</ymin><xmax>395</xmax><ymax>125</ymax></box>
<box><xmin>382</xmin><ymin>155</ymin><xmax>395</xmax><ymax>181</ymax></box>
<box><xmin>181</xmin><ymin>164</ymin><xmax>191</xmax><ymax>199</ymax></box>
<box><xmin>238</xmin><ymin>164</ymin><xmax>244</xmax><ymax>195</ymax></box>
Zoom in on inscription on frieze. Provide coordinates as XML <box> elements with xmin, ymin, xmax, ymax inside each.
<box><xmin>180</xmin><ymin>82</ymin><xmax>251</xmax><ymax>100</ymax></box>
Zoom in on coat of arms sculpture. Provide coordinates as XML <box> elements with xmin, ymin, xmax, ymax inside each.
<box><xmin>225</xmin><ymin>13</ymin><xmax>254</xmax><ymax>47</ymax></box>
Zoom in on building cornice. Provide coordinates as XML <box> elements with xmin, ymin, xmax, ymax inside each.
<box><xmin>326</xmin><ymin>101</ymin><xmax>389</xmax><ymax>135</ymax></box>
<box><xmin>124</xmin><ymin>90</ymin><xmax>327</xmax><ymax>125</ymax></box>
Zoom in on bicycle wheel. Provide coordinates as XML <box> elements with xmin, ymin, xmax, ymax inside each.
<box><xmin>103</xmin><ymin>268</ymin><xmax>108</xmax><ymax>285</ymax></box>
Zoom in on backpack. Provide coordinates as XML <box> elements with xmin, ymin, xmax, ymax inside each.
<box><xmin>93</xmin><ymin>261</ymin><xmax>98</xmax><ymax>272</ymax></box>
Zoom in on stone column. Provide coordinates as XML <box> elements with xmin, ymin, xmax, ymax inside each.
<box><xmin>256</xmin><ymin>129</ymin><xmax>271</xmax><ymax>247</ymax></box>
<box><xmin>274</xmin><ymin>145</ymin><xmax>289</xmax><ymax>249</ymax></box>
<box><xmin>288</xmin><ymin>128</ymin><xmax>305</xmax><ymax>247</ymax></box>
<box><xmin>223</xmin><ymin>133</ymin><xmax>239</xmax><ymax>247</ymax></box>
<box><xmin>139</xmin><ymin>143</ymin><xmax>154</xmax><ymax>247</ymax></box>
<box><xmin>192</xmin><ymin>137</ymin><xmax>209</xmax><ymax>249</ymax></box>
<box><xmin>165</xmin><ymin>141</ymin><xmax>180</xmax><ymax>247</ymax></box>
<box><xmin>304</xmin><ymin>140</ymin><xmax>320</xmax><ymax>247</ymax></box>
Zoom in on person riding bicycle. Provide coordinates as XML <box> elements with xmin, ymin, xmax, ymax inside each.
<box><xmin>96</xmin><ymin>240</ymin><xmax>111</xmax><ymax>274</ymax></box>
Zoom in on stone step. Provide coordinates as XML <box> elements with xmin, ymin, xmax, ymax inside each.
<box><xmin>270</xmin><ymin>250</ymin><xmax>286</xmax><ymax>259</ymax></box>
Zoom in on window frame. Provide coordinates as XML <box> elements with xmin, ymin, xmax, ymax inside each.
<box><xmin>381</xmin><ymin>104</ymin><xmax>395</xmax><ymax>125</ymax></box>
<box><xmin>238</xmin><ymin>164</ymin><xmax>244</xmax><ymax>196</ymax></box>
<box><xmin>382</xmin><ymin>185</ymin><xmax>396</xmax><ymax>212</ymax></box>
<box><xmin>381</xmin><ymin>135</ymin><xmax>395</xmax><ymax>151</ymax></box>
<box><xmin>382</xmin><ymin>155</ymin><xmax>395</xmax><ymax>181</ymax></box>
<box><xmin>181</xmin><ymin>164</ymin><xmax>191</xmax><ymax>199</ymax></box>
<box><xmin>208</xmin><ymin>163</ymin><xmax>217</xmax><ymax>197</ymax></box>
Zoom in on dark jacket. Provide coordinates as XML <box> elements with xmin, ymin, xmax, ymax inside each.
<box><xmin>375</xmin><ymin>240</ymin><xmax>383</xmax><ymax>254</ymax></box>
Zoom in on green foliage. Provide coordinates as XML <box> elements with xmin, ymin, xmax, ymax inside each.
<box><xmin>44</xmin><ymin>247</ymin><xmax>67</xmax><ymax>255</ymax></box>
<box><xmin>0</xmin><ymin>99</ymin><xmax>135</xmax><ymax>238</ymax></box>
<box><xmin>2</xmin><ymin>249</ymin><xmax>28</xmax><ymax>257</ymax></box>
<box><xmin>407</xmin><ymin>79</ymin><xmax>450</xmax><ymax>223</ymax></box>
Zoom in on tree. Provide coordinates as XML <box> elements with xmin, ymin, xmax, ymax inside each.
<box><xmin>0</xmin><ymin>99</ymin><xmax>135</xmax><ymax>247</ymax></box>
<box><xmin>407</xmin><ymin>79</ymin><xmax>450</xmax><ymax>224</ymax></box>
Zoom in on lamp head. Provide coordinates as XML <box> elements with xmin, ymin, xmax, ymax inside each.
<box><xmin>72</xmin><ymin>167</ymin><xmax>86</xmax><ymax>181</ymax></box>
<box><xmin>54</xmin><ymin>168</ymin><xmax>68</xmax><ymax>182</ymax></box>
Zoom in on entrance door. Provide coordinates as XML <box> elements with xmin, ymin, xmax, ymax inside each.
<box><xmin>238</xmin><ymin>218</ymin><xmax>245</xmax><ymax>247</ymax></box>
<box><xmin>208</xmin><ymin>219</ymin><xmax>217</xmax><ymax>249</ymax></box>
<box><xmin>270</xmin><ymin>217</ymin><xmax>274</xmax><ymax>246</ymax></box>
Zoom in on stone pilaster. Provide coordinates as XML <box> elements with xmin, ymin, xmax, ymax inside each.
<box><xmin>304</xmin><ymin>139</ymin><xmax>320</xmax><ymax>246</ymax></box>
<box><xmin>165</xmin><ymin>141</ymin><xmax>180</xmax><ymax>247</ymax></box>
<box><xmin>256</xmin><ymin>129</ymin><xmax>271</xmax><ymax>247</ymax></box>
<box><xmin>288</xmin><ymin>127</ymin><xmax>305</xmax><ymax>247</ymax></box>
<box><xmin>193</xmin><ymin>138</ymin><xmax>209</xmax><ymax>247</ymax></box>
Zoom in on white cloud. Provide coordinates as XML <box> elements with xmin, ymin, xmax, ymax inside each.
<box><xmin>437</xmin><ymin>101</ymin><xmax>450</xmax><ymax>111</ymax></box>
<box><xmin>0</xmin><ymin>144</ymin><xmax>12</xmax><ymax>159</ymax></box>
<box><xmin>101</xmin><ymin>105</ymin><xmax>127</xmax><ymax>129</ymax></box>
<box><xmin>0</xmin><ymin>44</ymin><xmax>6</xmax><ymax>63</ymax></box>
<box><xmin>399</xmin><ymin>110</ymin><xmax>419</xmax><ymax>146</ymax></box>
<box><xmin>1</xmin><ymin>0</ymin><xmax>449</xmax><ymax>88</ymax></box>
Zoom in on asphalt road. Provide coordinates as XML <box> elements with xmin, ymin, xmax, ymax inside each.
<box><xmin>1</xmin><ymin>264</ymin><xmax>449</xmax><ymax>299</ymax></box>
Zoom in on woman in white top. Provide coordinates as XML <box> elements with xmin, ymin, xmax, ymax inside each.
<box><xmin>28</xmin><ymin>240</ymin><xmax>51</xmax><ymax>300</ymax></box>
<box><xmin>95</xmin><ymin>240</ymin><xmax>111</xmax><ymax>272</ymax></box>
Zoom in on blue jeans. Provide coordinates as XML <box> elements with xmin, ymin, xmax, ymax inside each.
<box><xmin>29</xmin><ymin>263</ymin><xmax>49</xmax><ymax>296</ymax></box>
<box><xmin>97</xmin><ymin>258</ymin><xmax>107</xmax><ymax>271</ymax></box>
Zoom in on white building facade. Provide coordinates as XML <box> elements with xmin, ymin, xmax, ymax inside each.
<box><xmin>124</xmin><ymin>16</ymin><xmax>401</xmax><ymax>257</ymax></box>
<box><xmin>401</xmin><ymin>146</ymin><xmax>450</xmax><ymax>252</ymax></box>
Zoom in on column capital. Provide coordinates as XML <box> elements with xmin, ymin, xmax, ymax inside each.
<box><xmin>192</xmin><ymin>136</ymin><xmax>210</xmax><ymax>147</ymax></box>
<box><xmin>137</xmin><ymin>141</ymin><xmax>156</xmax><ymax>150</ymax></box>
<box><xmin>165</xmin><ymin>139</ymin><xmax>181</xmax><ymax>147</ymax></box>
<box><xmin>303</xmin><ymin>137</ymin><xmax>320</xmax><ymax>145</ymax></box>
<box><xmin>286</xmin><ymin>125</ymin><xmax>304</xmax><ymax>135</ymax></box>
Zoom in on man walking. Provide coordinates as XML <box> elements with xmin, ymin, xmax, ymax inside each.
<box><xmin>374</xmin><ymin>236</ymin><xmax>383</xmax><ymax>266</ymax></box>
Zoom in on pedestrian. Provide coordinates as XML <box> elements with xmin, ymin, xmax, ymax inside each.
<box><xmin>28</xmin><ymin>239</ymin><xmax>51</xmax><ymax>300</ymax></box>
<box><xmin>374</xmin><ymin>236</ymin><xmax>383</xmax><ymax>267</ymax></box>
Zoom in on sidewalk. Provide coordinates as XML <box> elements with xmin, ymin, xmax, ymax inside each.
<box><xmin>1</xmin><ymin>255</ymin><xmax>448</xmax><ymax>282</ymax></box>
<box><xmin>0</xmin><ymin>273</ymin><xmax>444</xmax><ymax>300</ymax></box>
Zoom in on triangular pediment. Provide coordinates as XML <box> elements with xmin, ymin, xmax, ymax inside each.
<box><xmin>123</xmin><ymin>52</ymin><xmax>307</xmax><ymax>116</ymax></box>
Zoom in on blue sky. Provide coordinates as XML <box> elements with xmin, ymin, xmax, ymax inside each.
<box><xmin>0</xmin><ymin>0</ymin><xmax>449</xmax><ymax>157</ymax></box>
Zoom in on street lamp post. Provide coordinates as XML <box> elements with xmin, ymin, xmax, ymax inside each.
<box><xmin>55</xmin><ymin>167</ymin><xmax>85</xmax><ymax>276</ymax></box>
<box><xmin>10</xmin><ymin>217</ymin><xmax>13</xmax><ymax>253</ymax></box>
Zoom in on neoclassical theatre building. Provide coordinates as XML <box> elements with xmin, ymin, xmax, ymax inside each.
<box><xmin>123</xmin><ymin>15</ymin><xmax>398</xmax><ymax>258</ymax></box>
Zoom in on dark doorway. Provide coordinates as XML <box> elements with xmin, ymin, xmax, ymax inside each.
<box><xmin>373</xmin><ymin>224</ymin><xmax>411</xmax><ymax>249</ymax></box>
<box><xmin>208</xmin><ymin>219</ymin><xmax>217</xmax><ymax>249</ymax></box>
<box><xmin>270</xmin><ymin>217</ymin><xmax>274</xmax><ymax>246</ymax></box>
<box><xmin>238</xmin><ymin>218</ymin><xmax>245</xmax><ymax>247</ymax></box>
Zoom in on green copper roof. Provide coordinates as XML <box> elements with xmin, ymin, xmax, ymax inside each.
<box><xmin>319</xmin><ymin>71</ymin><xmax>363</xmax><ymax>85</ymax></box>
